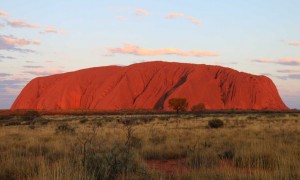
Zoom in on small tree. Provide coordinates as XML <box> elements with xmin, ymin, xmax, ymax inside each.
<box><xmin>168</xmin><ymin>98</ymin><xmax>188</xmax><ymax>114</ymax></box>
<box><xmin>191</xmin><ymin>103</ymin><xmax>206</xmax><ymax>112</ymax></box>
<box><xmin>22</xmin><ymin>110</ymin><xmax>40</xmax><ymax>121</ymax></box>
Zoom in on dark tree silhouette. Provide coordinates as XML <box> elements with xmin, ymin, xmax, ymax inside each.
<box><xmin>191</xmin><ymin>103</ymin><xmax>206</xmax><ymax>112</ymax></box>
<box><xmin>168</xmin><ymin>98</ymin><xmax>188</xmax><ymax>114</ymax></box>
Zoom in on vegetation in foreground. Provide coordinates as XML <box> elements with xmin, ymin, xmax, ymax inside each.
<box><xmin>0</xmin><ymin>113</ymin><xmax>299</xmax><ymax>179</ymax></box>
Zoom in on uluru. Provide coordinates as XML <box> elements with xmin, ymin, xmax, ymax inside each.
<box><xmin>11</xmin><ymin>61</ymin><xmax>288</xmax><ymax>111</ymax></box>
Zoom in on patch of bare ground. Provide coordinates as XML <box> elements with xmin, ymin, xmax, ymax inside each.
<box><xmin>146</xmin><ymin>158</ymin><xmax>189</xmax><ymax>176</ymax></box>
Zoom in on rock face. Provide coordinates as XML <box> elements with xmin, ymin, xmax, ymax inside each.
<box><xmin>11</xmin><ymin>61</ymin><xmax>288</xmax><ymax>111</ymax></box>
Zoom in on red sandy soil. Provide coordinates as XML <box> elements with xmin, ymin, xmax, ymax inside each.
<box><xmin>146</xmin><ymin>158</ymin><xmax>189</xmax><ymax>176</ymax></box>
<box><xmin>11</xmin><ymin>61</ymin><xmax>288</xmax><ymax>111</ymax></box>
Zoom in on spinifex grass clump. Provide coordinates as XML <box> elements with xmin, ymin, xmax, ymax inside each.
<box><xmin>188</xmin><ymin>149</ymin><xmax>219</xmax><ymax>168</ymax></box>
<box><xmin>234</xmin><ymin>145</ymin><xmax>280</xmax><ymax>170</ymax></box>
<box><xmin>55</xmin><ymin>123</ymin><xmax>76</xmax><ymax>134</ymax></box>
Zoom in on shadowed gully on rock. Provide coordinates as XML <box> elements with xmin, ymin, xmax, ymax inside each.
<box><xmin>11</xmin><ymin>61</ymin><xmax>288</xmax><ymax>111</ymax></box>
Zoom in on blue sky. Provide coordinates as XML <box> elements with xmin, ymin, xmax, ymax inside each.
<box><xmin>0</xmin><ymin>0</ymin><xmax>300</xmax><ymax>109</ymax></box>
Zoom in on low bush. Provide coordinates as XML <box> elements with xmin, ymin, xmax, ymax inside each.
<box><xmin>22</xmin><ymin>111</ymin><xmax>40</xmax><ymax>121</ymax></box>
<box><xmin>55</xmin><ymin>123</ymin><xmax>75</xmax><ymax>134</ymax></box>
<box><xmin>79</xmin><ymin>118</ymin><xmax>89</xmax><ymax>124</ymax></box>
<box><xmin>85</xmin><ymin>126</ymin><xmax>145</xmax><ymax>179</ymax></box>
<box><xmin>149</xmin><ymin>133</ymin><xmax>166</xmax><ymax>145</ymax></box>
<box><xmin>208</xmin><ymin>119</ymin><xmax>224</xmax><ymax>128</ymax></box>
<box><xmin>218</xmin><ymin>148</ymin><xmax>235</xmax><ymax>160</ymax></box>
<box><xmin>86</xmin><ymin>143</ymin><xmax>142</xmax><ymax>180</ymax></box>
<box><xmin>4</xmin><ymin>121</ymin><xmax>21</xmax><ymax>126</ymax></box>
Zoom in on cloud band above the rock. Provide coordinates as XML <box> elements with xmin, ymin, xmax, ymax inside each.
<box><xmin>105</xmin><ymin>43</ymin><xmax>219</xmax><ymax>57</ymax></box>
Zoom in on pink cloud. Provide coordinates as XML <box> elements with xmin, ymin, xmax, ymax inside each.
<box><xmin>1</xmin><ymin>36</ymin><xmax>40</xmax><ymax>46</ymax></box>
<box><xmin>0</xmin><ymin>10</ymin><xmax>8</xmax><ymax>16</ymax></box>
<box><xmin>6</xmin><ymin>19</ymin><xmax>40</xmax><ymax>28</ymax></box>
<box><xmin>288</xmin><ymin>42</ymin><xmax>300</xmax><ymax>46</ymax></box>
<box><xmin>278</xmin><ymin>58</ymin><xmax>300</xmax><ymax>65</ymax></box>
<box><xmin>40</xmin><ymin>26</ymin><xmax>64</xmax><ymax>34</ymax></box>
<box><xmin>253</xmin><ymin>58</ymin><xmax>300</xmax><ymax>66</ymax></box>
<box><xmin>165</xmin><ymin>13</ymin><xmax>185</xmax><ymax>19</ymax></box>
<box><xmin>134</xmin><ymin>8</ymin><xmax>150</xmax><ymax>16</ymax></box>
<box><xmin>116</xmin><ymin>16</ymin><xmax>125</xmax><ymax>21</ymax></box>
<box><xmin>23</xmin><ymin>69</ymin><xmax>64</xmax><ymax>76</ymax></box>
<box><xmin>105</xmin><ymin>43</ymin><xmax>219</xmax><ymax>57</ymax></box>
<box><xmin>165</xmin><ymin>12</ymin><xmax>201</xmax><ymax>25</ymax></box>
<box><xmin>185</xmin><ymin>16</ymin><xmax>201</xmax><ymax>25</ymax></box>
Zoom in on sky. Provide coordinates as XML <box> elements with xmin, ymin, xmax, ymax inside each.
<box><xmin>0</xmin><ymin>0</ymin><xmax>300</xmax><ymax>109</ymax></box>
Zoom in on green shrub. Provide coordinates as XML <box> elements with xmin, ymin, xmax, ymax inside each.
<box><xmin>86</xmin><ymin>144</ymin><xmax>141</xmax><ymax>180</ymax></box>
<box><xmin>86</xmin><ymin>127</ymin><xmax>144</xmax><ymax>179</ymax></box>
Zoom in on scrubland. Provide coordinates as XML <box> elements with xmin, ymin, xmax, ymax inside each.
<box><xmin>0</xmin><ymin>112</ymin><xmax>299</xmax><ymax>180</ymax></box>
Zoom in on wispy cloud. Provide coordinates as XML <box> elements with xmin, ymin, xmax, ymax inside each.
<box><xmin>1</xmin><ymin>36</ymin><xmax>40</xmax><ymax>46</ymax></box>
<box><xmin>0</xmin><ymin>78</ymin><xmax>29</xmax><ymax>95</ymax></box>
<box><xmin>0</xmin><ymin>23</ymin><xmax>5</xmax><ymax>29</ymax></box>
<box><xmin>185</xmin><ymin>16</ymin><xmax>201</xmax><ymax>25</ymax></box>
<box><xmin>0</xmin><ymin>78</ymin><xmax>30</xmax><ymax>108</ymax></box>
<box><xmin>104</xmin><ymin>43</ymin><xmax>219</xmax><ymax>57</ymax></box>
<box><xmin>116</xmin><ymin>16</ymin><xmax>125</xmax><ymax>21</ymax></box>
<box><xmin>40</xmin><ymin>26</ymin><xmax>64</xmax><ymax>34</ymax></box>
<box><xmin>0</xmin><ymin>35</ymin><xmax>40</xmax><ymax>52</ymax></box>
<box><xmin>165</xmin><ymin>13</ymin><xmax>185</xmax><ymax>19</ymax></box>
<box><xmin>0</xmin><ymin>73</ymin><xmax>11</xmax><ymax>77</ymax></box>
<box><xmin>23</xmin><ymin>65</ymin><xmax>44</xmax><ymax>69</ymax></box>
<box><xmin>277</xmin><ymin>69</ymin><xmax>300</xmax><ymax>73</ymax></box>
<box><xmin>0</xmin><ymin>10</ymin><xmax>8</xmax><ymax>16</ymax></box>
<box><xmin>253</xmin><ymin>58</ymin><xmax>273</xmax><ymax>63</ymax></box>
<box><xmin>253</xmin><ymin>58</ymin><xmax>300</xmax><ymax>66</ymax></box>
<box><xmin>261</xmin><ymin>72</ymin><xmax>300</xmax><ymax>80</ymax></box>
<box><xmin>4</xmin><ymin>14</ymin><xmax>63</xmax><ymax>35</ymax></box>
<box><xmin>134</xmin><ymin>8</ymin><xmax>150</xmax><ymax>16</ymax></box>
<box><xmin>165</xmin><ymin>12</ymin><xmax>201</xmax><ymax>25</ymax></box>
<box><xmin>0</xmin><ymin>54</ymin><xmax>15</xmax><ymax>60</ymax></box>
<box><xmin>23</xmin><ymin>68</ymin><xmax>64</xmax><ymax>76</ymax></box>
<box><xmin>287</xmin><ymin>74</ymin><xmax>300</xmax><ymax>79</ymax></box>
<box><xmin>277</xmin><ymin>74</ymin><xmax>300</xmax><ymax>80</ymax></box>
<box><xmin>6</xmin><ymin>19</ymin><xmax>40</xmax><ymax>28</ymax></box>
<box><xmin>288</xmin><ymin>42</ymin><xmax>300</xmax><ymax>46</ymax></box>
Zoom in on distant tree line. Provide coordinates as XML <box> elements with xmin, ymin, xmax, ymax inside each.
<box><xmin>168</xmin><ymin>98</ymin><xmax>206</xmax><ymax>114</ymax></box>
